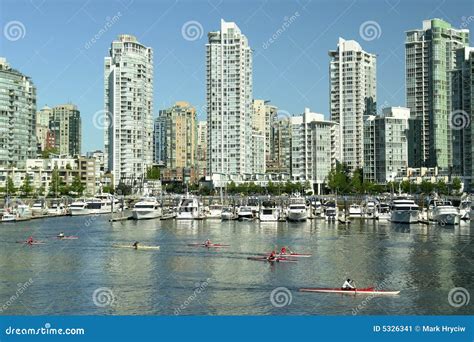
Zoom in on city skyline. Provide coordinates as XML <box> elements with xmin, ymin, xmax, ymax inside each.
<box><xmin>1</xmin><ymin>0</ymin><xmax>471</xmax><ymax>152</ymax></box>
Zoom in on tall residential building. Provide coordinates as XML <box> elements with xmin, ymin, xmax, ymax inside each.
<box><xmin>252</xmin><ymin>99</ymin><xmax>277</xmax><ymax>167</ymax></box>
<box><xmin>452</xmin><ymin>47</ymin><xmax>474</xmax><ymax>186</ymax></box>
<box><xmin>104</xmin><ymin>34</ymin><xmax>154</xmax><ymax>187</ymax></box>
<box><xmin>51</xmin><ymin>104</ymin><xmax>81</xmax><ymax>157</ymax></box>
<box><xmin>154</xmin><ymin>101</ymin><xmax>196</xmax><ymax>169</ymax></box>
<box><xmin>196</xmin><ymin>120</ymin><xmax>207</xmax><ymax>178</ymax></box>
<box><xmin>405</xmin><ymin>19</ymin><xmax>469</xmax><ymax>170</ymax></box>
<box><xmin>207</xmin><ymin>19</ymin><xmax>253</xmax><ymax>181</ymax></box>
<box><xmin>269</xmin><ymin>116</ymin><xmax>291</xmax><ymax>174</ymax></box>
<box><xmin>0</xmin><ymin>57</ymin><xmax>37</xmax><ymax>168</ymax></box>
<box><xmin>36</xmin><ymin>105</ymin><xmax>53</xmax><ymax>152</ymax></box>
<box><xmin>252</xmin><ymin>130</ymin><xmax>265</xmax><ymax>174</ymax></box>
<box><xmin>363</xmin><ymin>107</ymin><xmax>410</xmax><ymax>183</ymax></box>
<box><xmin>290</xmin><ymin>108</ymin><xmax>340</xmax><ymax>194</ymax></box>
<box><xmin>329</xmin><ymin>38</ymin><xmax>376</xmax><ymax>172</ymax></box>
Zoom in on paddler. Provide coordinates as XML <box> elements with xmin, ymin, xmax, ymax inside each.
<box><xmin>26</xmin><ymin>236</ymin><xmax>34</xmax><ymax>245</ymax></box>
<box><xmin>342</xmin><ymin>278</ymin><xmax>355</xmax><ymax>290</ymax></box>
<box><xmin>280</xmin><ymin>247</ymin><xmax>287</xmax><ymax>255</ymax></box>
<box><xmin>132</xmin><ymin>241</ymin><xmax>139</xmax><ymax>250</ymax></box>
<box><xmin>267</xmin><ymin>250</ymin><xmax>277</xmax><ymax>261</ymax></box>
<box><xmin>57</xmin><ymin>232</ymin><xmax>65</xmax><ymax>238</ymax></box>
<box><xmin>204</xmin><ymin>239</ymin><xmax>211</xmax><ymax>247</ymax></box>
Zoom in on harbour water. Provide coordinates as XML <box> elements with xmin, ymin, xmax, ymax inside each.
<box><xmin>0</xmin><ymin>215</ymin><xmax>472</xmax><ymax>315</ymax></box>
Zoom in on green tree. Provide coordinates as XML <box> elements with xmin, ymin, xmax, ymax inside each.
<box><xmin>41</xmin><ymin>147</ymin><xmax>59</xmax><ymax>159</ymax></box>
<box><xmin>327</xmin><ymin>162</ymin><xmax>350</xmax><ymax>193</ymax></box>
<box><xmin>115</xmin><ymin>182</ymin><xmax>132</xmax><ymax>196</ymax></box>
<box><xmin>146</xmin><ymin>166</ymin><xmax>161</xmax><ymax>180</ymax></box>
<box><xmin>400</xmin><ymin>180</ymin><xmax>412</xmax><ymax>194</ymax></box>
<box><xmin>49</xmin><ymin>167</ymin><xmax>62</xmax><ymax>197</ymax></box>
<box><xmin>435</xmin><ymin>179</ymin><xmax>448</xmax><ymax>195</ymax></box>
<box><xmin>70</xmin><ymin>175</ymin><xmax>85</xmax><ymax>195</ymax></box>
<box><xmin>5</xmin><ymin>176</ymin><xmax>16</xmax><ymax>195</ymax></box>
<box><xmin>419</xmin><ymin>180</ymin><xmax>434</xmax><ymax>194</ymax></box>
<box><xmin>20</xmin><ymin>175</ymin><xmax>34</xmax><ymax>196</ymax></box>
<box><xmin>351</xmin><ymin>169</ymin><xmax>363</xmax><ymax>194</ymax></box>
<box><xmin>36</xmin><ymin>185</ymin><xmax>45</xmax><ymax>197</ymax></box>
<box><xmin>451</xmin><ymin>177</ymin><xmax>462</xmax><ymax>195</ymax></box>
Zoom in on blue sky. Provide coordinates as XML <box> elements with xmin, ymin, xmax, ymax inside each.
<box><xmin>1</xmin><ymin>0</ymin><xmax>472</xmax><ymax>152</ymax></box>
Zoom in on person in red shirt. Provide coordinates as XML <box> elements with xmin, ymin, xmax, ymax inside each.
<box><xmin>267</xmin><ymin>250</ymin><xmax>277</xmax><ymax>261</ymax></box>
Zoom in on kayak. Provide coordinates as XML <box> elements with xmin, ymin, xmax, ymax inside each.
<box><xmin>57</xmin><ymin>236</ymin><xmax>78</xmax><ymax>240</ymax></box>
<box><xmin>299</xmin><ymin>287</ymin><xmax>400</xmax><ymax>295</ymax></box>
<box><xmin>277</xmin><ymin>252</ymin><xmax>312</xmax><ymax>258</ymax></box>
<box><xmin>113</xmin><ymin>245</ymin><xmax>160</xmax><ymax>250</ymax></box>
<box><xmin>187</xmin><ymin>243</ymin><xmax>230</xmax><ymax>248</ymax></box>
<box><xmin>17</xmin><ymin>241</ymin><xmax>45</xmax><ymax>245</ymax></box>
<box><xmin>247</xmin><ymin>256</ymin><xmax>297</xmax><ymax>263</ymax></box>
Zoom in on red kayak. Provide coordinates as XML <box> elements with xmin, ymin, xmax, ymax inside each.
<box><xmin>299</xmin><ymin>287</ymin><xmax>400</xmax><ymax>295</ymax></box>
<box><xmin>187</xmin><ymin>243</ymin><xmax>230</xmax><ymax>248</ymax></box>
<box><xmin>277</xmin><ymin>252</ymin><xmax>312</xmax><ymax>258</ymax></box>
<box><xmin>247</xmin><ymin>256</ymin><xmax>297</xmax><ymax>263</ymax></box>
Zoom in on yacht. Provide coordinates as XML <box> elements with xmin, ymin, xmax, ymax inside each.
<box><xmin>206</xmin><ymin>204</ymin><xmax>223</xmax><ymax>219</ymax></box>
<box><xmin>237</xmin><ymin>206</ymin><xmax>254</xmax><ymax>221</ymax></box>
<box><xmin>348</xmin><ymin>204</ymin><xmax>362</xmax><ymax>218</ymax></box>
<box><xmin>69</xmin><ymin>200</ymin><xmax>89</xmax><ymax>215</ymax></box>
<box><xmin>323</xmin><ymin>201</ymin><xmax>338</xmax><ymax>220</ymax></box>
<box><xmin>428</xmin><ymin>199</ymin><xmax>460</xmax><ymax>225</ymax></box>
<box><xmin>459</xmin><ymin>198</ymin><xmax>471</xmax><ymax>221</ymax></box>
<box><xmin>363</xmin><ymin>198</ymin><xmax>379</xmax><ymax>219</ymax></box>
<box><xmin>15</xmin><ymin>204</ymin><xmax>32</xmax><ymax>218</ymax></box>
<box><xmin>259</xmin><ymin>201</ymin><xmax>280</xmax><ymax>222</ymax></box>
<box><xmin>312</xmin><ymin>199</ymin><xmax>323</xmax><ymax>217</ymax></box>
<box><xmin>221</xmin><ymin>206</ymin><xmax>236</xmax><ymax>220</ymax></box>
<box><xmin>31</xmin><ymin>200</ymin><xmax>48</xmax><ymax>216</ymax></box>
<box><xmin>247</xmin><ymin>197</ymin><xmax>260</xmax><ymax>218</ymax></box>
<box><xmin>132</xmin><ymin>197</ymin><xmax>162</xmax><ymax>220</ymax></box>
<box><xmin>377</xmin><ymin>203</ymin><xmax>391</xmax><ymax>221</ymax></box>
<box><xmin>390</xmin><ymin>196</ymin><xmax>420</xmax><ymax>224</ymax></box>
<box><xmin>87</xmin><ymin>194</ymin><xmax>121</xmax><ymax>214</ymax></box>
<box><xmin>176</xmin><ymin>195</ymin><xmax>202</xmax><ymax>220</ymax></box>
<box><xmin>287</xmin><ymin>195</ymin><xmax>308</xmax><ymax>222</ymax></box>
<box><xmin>1</xmin><ymin>211</ymin><xmax>16</xmax><ymax>222</ymax></box>
<box><xmin>48</xmin><ymin>201</ymin><xmax>68</xmax><ymax>215</ymax></box>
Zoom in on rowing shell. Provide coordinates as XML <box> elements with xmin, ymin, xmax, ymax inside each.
<box><xmin>187</xmin><ymin>243</ymin><xmax>230</xmax><ymax>248</ymax></box>
<box><xmin>113</xmin><ymin>245</ymin><xmax>160</xmax><ymax>250</ymax></box>
<box><xmin>277</xmin><ymin>253</ymin><xmax>312</xmax><ymax>258</ymax></box>
<box><xmin>299</xmin><ymin>287</ymin><xmax>400</xmax><ymax>295</ymax></box>
<box><xmin>57</xmin><ymin>236</ymin><xmax>78</xmax><ymax>240</ymax></box>
<box><xmin>247</xmin><ymin>256</ymin><xmax>297</xmax><ymax>263</ymax></box>
<box><xmin>17</xmin><ymin>241</ymin><xmax>45</xmax><ymax>245</ymax></box>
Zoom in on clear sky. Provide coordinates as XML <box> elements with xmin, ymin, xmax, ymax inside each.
<box><xmin>1</xmin><ymin>0</ymin><xmax>472</xmax><ymax>152</ymax></box>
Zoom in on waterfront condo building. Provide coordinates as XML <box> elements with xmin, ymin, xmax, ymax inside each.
<box><xmin>268</xmin><ymin>116</ymin><xmax>291</xmax><ymax>175</ymax></box>
<box><xmin>329</xmin><ymin>38</ymin><xmax>376</xmax><ymax>173</ymax></box>
<box><xmin>36</xmin><ymin>105</ymin><xmax>53</xmax><ymax>152</ymax></box>
<box><xmin>0</xmin><ymin>57</ymin><xmax>37</xmax><ymax>168</ymax></box>
<box><xmin>290</xmin><ymin>108</ymin><xmax>340</xmax><ymax>194</ymax></box>
<box><xmin>154</xmin><ymin>101</ymin><xmax>196</xmax><ymax>169</ymax></box>
<box><xmin>405</xmin><ymin>19</ymin><xmax>469</xmax><ymax>170</ymax></box>
<box><xmin>104</xmin><ymin>34</ymin><xmax>154</xmax><ymax>188</ymax></box>
<box><xmin>206</xmin><ymin>20</ymin><xmax>253</xmax><ymax>184</ymax></box>
<box><xmin>452</xmin><ymin>46</ymin><xmax>474</xmax><ymax>188</ymax></box>
<box><xmin>50</xmin><ymin>104</ymin><xmax>81</xmax><ymax>157</ymax></box>
<box><xmin>363</xmin><ymin>107</ymin><xmax>410</xmax><ymax>183</ymax></box>
<box><xmin>196</xmin><ymin>120</ymin><xmax>207</xmax><ymax>178</ymax></box>
<box><xmin>252</xmin><ymin>99</ymin><xmax>277</xmax><ymax>167</ymax></box>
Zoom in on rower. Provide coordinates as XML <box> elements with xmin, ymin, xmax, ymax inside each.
<box><xmin>132</xmin><ymin>241</ymin><xmax>139</xmax><ymax>250</ymax></box>
<box><xmin>26</xmin><ymin>236</ymin><xmax>34</xmax><ymax>245</ymax></box>
<box><xmin>342</xmin><ymin>278</ymin><xmax>355</xmax><ymax>290</ymax></box>
<box><xmin>204</xmin><ymin>239</ymin><xmax>211</xmax><ymax>247</ymax></box>
<box><xmin>57</xmin><ymin>232</ymin><xmax>65</xmax><ymax>238</ymax></box>
<box><xmin>267</xmin><ymin>250</ymin><xmax>277</xmax><ymax>261</ymax></box>
<box><xmin>280</xmin><ymin>247</ymin><xmax>287</xmax><ymax>255</ymax></box>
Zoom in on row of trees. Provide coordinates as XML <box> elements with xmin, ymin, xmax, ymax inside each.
<box><xmin>326</xmin><ymin>163</ymin><xmax>462</xmax><ymax>195</ymax></box>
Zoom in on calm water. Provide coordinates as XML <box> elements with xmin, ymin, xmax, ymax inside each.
<box><xmin>0</xmin><ymin>215</ymin><xmax>473</xmax><ymax>315</ymax></box>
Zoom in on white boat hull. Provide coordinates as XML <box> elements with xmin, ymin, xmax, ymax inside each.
<box><xmin>132</xmin><ymin>209</ymin><xmax>162</xmax><ymax>220</ymax></box>
<box><xmin>287</xmin><ymin>210</ymin><xmax>307</xmax><ymax>222</ymax></box>
<box><xmin>391</xmin><ymin>210</ymin><xmax>419</xmax><ymax>224</ymax></box>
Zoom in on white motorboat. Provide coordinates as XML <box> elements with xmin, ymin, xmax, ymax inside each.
<box><xmin>132</xmin><ymin>197</ymin><xmax>162</xmax><ymax>220</ymax></box>
<box><xmin>312</xmin><ymin>199</ymin><xmax>323</xmax><ymax>217</ymax></box>
<box><xmin>1</xmin><ymin>212</ymin><xmax>17</xmax><ymax>222</ymax></box>
<box><xmin>287</xmin><ymin>196</ymin><xmax>308</xmax><ymax>222</ymax></box>
<box><xmin>377</xmin><ymin>203</ymin><xmax>391</xmax><ymax>221</ymax></box>
<box><xmin>363</xmin><ymin>199</ymin><xmax>379</xmax><ymax>219</ymax></box>
<box><xmin>221</xmin><ymin>206</ymin><xmax>236</xmax><ymax>220</ymax></box>
<box><xmin>176</xmin><ymin>194</ymin><xmax>202</xmax><ymax>220</ymax></box>
<box><xmin>69</xmin><ymin>200</ymin><xmax>90</xmax><ymax>216</ymax></box>
<box><xmin>259</xmin><ymin>201</ymin><xmax>280</xmax><ymax>222</ymax></box>
<box><xmin>247</xmin><ymin>197</ymin><xmax>260</xmax><ymax>218</ymax></box>
<box><xmin>206</xmin><ymin>204</ymin><xmax>223</xmax><ymax>219</ymax></box>
<box><xmin>237</xmin><ymin>206</ymin><xmax>254</xmax><ymax>221</ymax></box>
<box><xmin>428</xmin><ymin>199</ymin><xmax>460</xmax><ymax>225</ymax></box>
<box><xmin>48</xmin><ymin>201</ymin><xmax>68</xmax><ymax>215</ymax></box>
<box><xmin>390</xmin><ymin>196</ymin><xmax>420</xmax><ymax>224</ymax></box>
<box><xmin>323</xmin><ymin>201</ymin><xmax>338</xmax><ymax>220</ymax></box>
<box><xmin>348</xmin><ymin>204</ymin><xmax>362</xmax><ymax>218</ymax></box>
<box><xmin>31</xmin><ymin>200</ymin><xmax>48</xmax><ymax>215</ymax></box>
<box><xmin>15</xmin><ymin>204</ymin><xmax>32</xmax><ymax>218</ymax></box>
<box><xmin>459</xmin><ymin>199</ymin><xmax>471</xmax><ymax>221</ymax></box>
